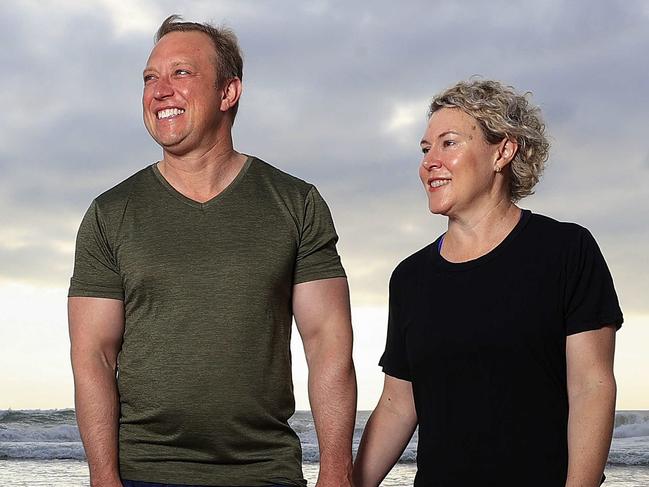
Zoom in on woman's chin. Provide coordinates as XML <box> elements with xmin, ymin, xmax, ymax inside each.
<box><xmin>428</xmin><ymin>203</ymin><xmax>450</xmax><ymax>216</ymax></box>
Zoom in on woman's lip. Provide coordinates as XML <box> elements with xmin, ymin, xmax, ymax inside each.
<box><xmin>428</xmin><ymin>178</ymin><xmax>451</xmax><ymax>189</ymax></box>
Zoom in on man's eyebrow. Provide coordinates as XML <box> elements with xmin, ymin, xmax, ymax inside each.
<box><xmin>143</xmin><ymin>60</ymin><xmax>195</xmax><ymax>73</ymax></box>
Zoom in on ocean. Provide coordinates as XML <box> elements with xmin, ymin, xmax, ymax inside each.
<box><xmin>1</xmin><ymin>409</ymin><xmax>648</xmax><ymax>486</ymax></box>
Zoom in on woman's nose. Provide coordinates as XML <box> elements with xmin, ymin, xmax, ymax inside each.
<box><xmin>422</xmin><ymin>155</ymin><xmax>441</xmax><ymax>170</ymax></box>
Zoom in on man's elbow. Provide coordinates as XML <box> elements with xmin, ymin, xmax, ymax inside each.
<box><xmin>70</xmin><ymin>344</ymin><xmax>119</xmax><ymax>379</ymax></box>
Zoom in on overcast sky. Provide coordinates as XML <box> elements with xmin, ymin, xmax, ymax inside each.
<box><xmin>1</xmin><ymin>0</ymin><xmax>648</xmax><ymax>410</ymax></box>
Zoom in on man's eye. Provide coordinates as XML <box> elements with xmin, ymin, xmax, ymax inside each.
<box><xmin>421</xmin><ymin>147</ymin><xmax>430</xmax><ymax>154</ymax></box>
<box><xmin>143</xmin><ymin>74</ymin><xmax>156</xmax><ymax>83</ymax></box>
<box><xmin>175</xmin><ymin>69</ymin><xmax>190</xmax><ymax>75</ymax></box>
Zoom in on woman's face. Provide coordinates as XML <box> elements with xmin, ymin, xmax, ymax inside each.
<box><xmin>419</xmin><ymin>107</ymin><xmax>503</xmax><ymax>218</ymax></box>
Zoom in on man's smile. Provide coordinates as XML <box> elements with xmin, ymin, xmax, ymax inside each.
<box><xmin>157</xmin><ymin>107</ymin><xmax>185</xmax><ymax>120</ymax></box>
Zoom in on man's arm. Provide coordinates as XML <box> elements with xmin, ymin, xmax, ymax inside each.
<box><xmin>565</xmin><ymin>325</ymin><xmax>617</xmax><ymax>487</ymax></box>
<box><xmin>352</xmin><ymin>375</ymin><xmax>417</xmax><ymax>487</ymax></box>
<box><xmin>293</xmin><ymin>277</ymin><xmax>357</xmax><ymax>487</ymax></box>
<box><xmin>69</xmin><ymin>297</ymin><xmax>125</xmax><ymax>487</ymax></box>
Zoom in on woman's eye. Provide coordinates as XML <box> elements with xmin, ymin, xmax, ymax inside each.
<box><xmin>421</xmin><ymin>147</ymin><xmax>430</xmax><ymax>154</ymax></box>
<box><xmin>442</xmin><ymin>140</ymin><xmax>456</xmax><ymax>147</ymax></box>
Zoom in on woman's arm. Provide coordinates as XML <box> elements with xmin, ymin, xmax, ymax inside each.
<box><xmin>565</xmin><ymin>325</ymin><xmax>617</xmax><ymax>487</ymax></box>
<box><xmin>352</xmin><ymin>375</ymin><xmax>417</xmax><ymax>487</ymax></box>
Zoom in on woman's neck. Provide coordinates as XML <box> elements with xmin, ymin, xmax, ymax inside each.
<box><xmin>441</xmin><ymin>199</ymin><xmax>521</xmax><ymax>263</ymax></box>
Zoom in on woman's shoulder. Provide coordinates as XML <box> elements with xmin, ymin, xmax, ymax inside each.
<box><xmin>521</xmin><ymin>211</ymin><xmax>609</xmax><ymax>270</ymax></box>
<box><xmin>391</xmin><ymin>242</ymin><xmax>438</xmax><ymax>281</ymax></box>
<box><xmin>526</xmin><ymin>211</ymin><xmax>593</xmax><ymax>242</ymax></box>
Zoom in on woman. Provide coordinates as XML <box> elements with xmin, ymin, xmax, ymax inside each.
<box><xmin>352</xmin><ymin>80</ymin><xmax>622</xmax><ymax>487</ymax></box>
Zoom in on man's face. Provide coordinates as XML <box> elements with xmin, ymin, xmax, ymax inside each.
<box><xmin>142</xmin><ymin>31</ymin><xmax>224</xmax><ymax>156</ymax></box>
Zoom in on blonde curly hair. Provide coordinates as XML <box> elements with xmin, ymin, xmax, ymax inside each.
<box><xmin>428</xmin><ymin>79</ymin><xmax>550</xmax><ymax>202</ymax></box>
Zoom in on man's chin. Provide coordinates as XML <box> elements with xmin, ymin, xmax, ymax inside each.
<box><xmin>162</xmin><ymin>145</ymin><xmax>198</xmax><ymax>160</ymax></box>
<box><xmin>156</xmin><ymin>136</ymin><xmax>189</xmax><ymax>154</ymax></box>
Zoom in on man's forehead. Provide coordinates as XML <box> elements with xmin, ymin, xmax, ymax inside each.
<box><xmin>147</xmin><ymin>30</ymin><xmax>214</xmax><ymax>61</ymax></box>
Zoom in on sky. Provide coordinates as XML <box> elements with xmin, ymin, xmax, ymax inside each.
<box><xmin>1</xmin><ymin>0</ymin><xmax>648</xmax><ymax>410</ymax></box>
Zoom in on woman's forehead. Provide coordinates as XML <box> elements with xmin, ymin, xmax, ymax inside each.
<box><xmin>425</xmin><ymin>108</ymin><xmax>480</xmax><ymax>138</ymax></box>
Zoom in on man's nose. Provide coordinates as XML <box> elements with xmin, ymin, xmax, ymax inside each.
<box><xmin>154</xmin><ymin>77</ymin><xmax>174</xmax><ymax>99</ymax></box>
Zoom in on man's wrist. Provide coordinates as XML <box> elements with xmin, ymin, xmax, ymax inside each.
<box><xmin>317</xmin><ymin>460</ymin><xmax>353</xmax><ymax>486</ymax></box>
<box><xmin>89</xmin><ymin>470</ymin><xmax>123</xmax><ymax>487</ymax></box>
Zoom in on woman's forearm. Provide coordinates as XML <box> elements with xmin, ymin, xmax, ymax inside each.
<box><xmin>353</xmin><ymin>377</ymin><xmax>417</xmax><ymax>487</ymax></box>
<box><xmin>565</xmin><ymin>378</ymin><xmax>616</xmax><ymax>487</ymax></box>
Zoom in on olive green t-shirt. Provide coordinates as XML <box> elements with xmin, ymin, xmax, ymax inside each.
<box><xmin>69</xmin><ymin>156</ymin><xmax>346</xmax><ymax>486</ymax></box>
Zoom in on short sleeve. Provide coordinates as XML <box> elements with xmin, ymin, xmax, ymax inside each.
<box><xmin>379</xmin><ymin>270</ymin><xmax>412</xmax><ymax>381</ymax></box>
<box><xmin>293</xmin><ymin>186</ymin><xmax>346</xmax><ymax>284</ymax></box>
<box><xmin>68</xmin><ymin>200</ymin><xmax>124</xmax><ymax>300</ymax></box>
<box><xmin>564</xmin><ymin>227</ymin><xmax>623</xmax><ymax>335</ymax></box>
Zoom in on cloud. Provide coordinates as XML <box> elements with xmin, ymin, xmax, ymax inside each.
<box><xmin>1</xmin><ymin>0</ymin><xmax>648</xmax><ymax>315</ymax></box>
<box><xmin>95</xmin><ymin>0</ymin><xmax>162</xmax><ymax>36</ymax></box>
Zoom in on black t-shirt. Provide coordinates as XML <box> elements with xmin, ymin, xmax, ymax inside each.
<box><xmin>380</xmin><ymin>210</ymin><xmax>623</xmax><ymax>487</ymax></box>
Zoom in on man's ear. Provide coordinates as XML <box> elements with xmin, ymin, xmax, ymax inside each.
<box><xmin>220</xmin><ymin>77</ymin><xmax>242</xmax><ymax>112</ymax></box>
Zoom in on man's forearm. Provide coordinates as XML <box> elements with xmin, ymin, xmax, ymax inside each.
<box><xmin>565</xmin><ymin>381</ymin><xmax>616</xmax><ymax>487</ymax></box>
<box><xmin>72</xmin><ymin>355</ymin><xmax>122</xmax><ymax>487</ymax></box>
<box><xmin>308</xmin><ymin>349</ymin><xmax>357</xmax><ymax>486</ymax></box>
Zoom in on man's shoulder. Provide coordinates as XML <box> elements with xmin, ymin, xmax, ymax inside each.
<box><xmin>93</xmin><ymin>165</ymin><xmax>153</xmax><ymax>214</ymax></box>
<box><xmin>249</xmin><ymin>156</ymin><xmax>313</xmax><ymax>195</ymax></box>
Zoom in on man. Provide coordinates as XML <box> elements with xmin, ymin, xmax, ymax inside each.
<box><xmin>68</xmin><ymin>15</ymin><xmax>356</xmax><ymax>487</ymax></box>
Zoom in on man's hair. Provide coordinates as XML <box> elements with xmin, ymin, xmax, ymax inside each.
<box><xmin>429</xmin><ymin>79</ymin><xmax>550</xmax><ymax>202</ymax></box>
<box><xmin>155</xmin><ymin>14</ymin><xmax>244</xmax><ymax>118</ymax></box>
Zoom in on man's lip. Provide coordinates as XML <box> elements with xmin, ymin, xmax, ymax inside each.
<box><xmin>155</xmin><ymin>106</ymin><xmax>186</xmax><ymax>120</ymax></box>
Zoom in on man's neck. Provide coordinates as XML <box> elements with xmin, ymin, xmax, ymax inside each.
<box><xmin>158</xmin><ymin>141</ymin><xmax>248</xmax><ymax>204</ymax></box>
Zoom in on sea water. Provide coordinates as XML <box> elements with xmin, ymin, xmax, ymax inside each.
<box><xmin>2</xmin><ymin>410</ymin><xmax>648</xmax><ymax>486</ymax></box>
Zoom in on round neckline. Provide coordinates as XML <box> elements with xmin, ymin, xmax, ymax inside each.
<box><xmin>431</xmin><ymin>209</ymin><xmax>532</xmax><ymax>271</ymax></box>
<box><xmin>150</xmin><ymin>155</ymin><xmax>254</xmax><ymax>209</ymax></box>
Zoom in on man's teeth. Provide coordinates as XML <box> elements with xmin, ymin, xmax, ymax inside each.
<box><xmin>157</xmin><ymin>108</ymin><xmax>185</xmax><ymax>119</ymax></box>
<box><xmin>430</xmin><ymin>179</ymin><xmax>450</xmax><ymax>188</ymax></box>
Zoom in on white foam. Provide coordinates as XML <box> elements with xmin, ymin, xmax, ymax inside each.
<box><xmin>614</xmin><ymin>422</ymin><xmax>649</xmax><ymax>439</ymax></box>
<box><xmin>0</xmin><ymin>425</ymin><xmax>81</xmax><ymax>442</ymax></box>
<box><xmin>613</xmin><ymin>411</ymin><xmax>649</xmax><ymax>438</ymax></box>
<box><xmin>0</xmin><ymin>441</ymin><xmax>85</xmax><ymax>460</ymax></box>
<box><xmin>1</xmin><ymin>409</ymin><xmax>647</xmax><ymax>465</ymax></box>
<box><xmin>609</xmin><ymin>437</ymin><xmax>649</xmax><ymax>466</ymax></box>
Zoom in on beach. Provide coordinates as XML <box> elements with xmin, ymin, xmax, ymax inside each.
<box><xmin>2</xmin><ymin>410</ymin><xmax>648</xmax><ymax>486</ymax></box>
<box><xmin>2</xmin><ymin>460</ymin><xmax>649</xmax><ymax>486</ymax></box>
